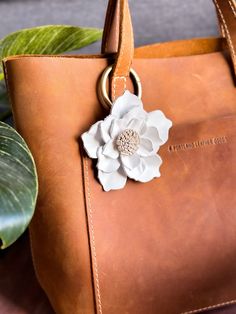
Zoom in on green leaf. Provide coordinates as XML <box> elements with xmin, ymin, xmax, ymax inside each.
<box><xmin>0</xmin><ymin>122</ymin><xmax>38</xmax><ymax>249</ymax></box>
<box><xmin>0</xmin><ymin>25</ymin><xmax>102</xmax><ymax>67</ymax></box>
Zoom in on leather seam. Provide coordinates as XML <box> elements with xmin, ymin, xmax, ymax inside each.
<box><xmin>1</xmin><ymin>37</ymin><xmax>223</xmax><ymax>64</ymax></box>
<box><xmin>181</xmin><ymin>299</ymin><xmax>236</xmax><ymax>314</ymax></box>
<box><xmin>84</xmin><ymin>157</ymin><xmax>103</xmax><ymax>314</ymax></box>
<box><xmin>214</xmin><ymin>0</ymin><xmax>236</xmax><ymax>69</ymax></box>
<box><xmin>113</xmin><ymin>1</ymin><xmax>127</xmax><ymax>99</ymax></box>
<box><xmin>113</xmin><ymin>2</ymin><xmax>134</xmax><ymax>98</ymax></box>
<box><xmin>228</xmin><ymin>0</ymin><xmax>236</xmax><ymax>17</ymax></box>
<box><xmin>113</xmin><ymin>76</ymin><xmax>127</xmax><ymax>100</ymax></box>
<box><xmin>128</xmin><ymin>1</ymin><xmax>134</xmax><ymax>72</ymax></box>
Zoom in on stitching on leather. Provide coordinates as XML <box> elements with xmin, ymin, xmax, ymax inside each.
<box><xmin>115</xmin><ymin>1</ymin><xmax>125</xmax><ymax>77</ymax></box>
<box><xmin>181</xmin><ymin>299</ymin><xmax>236</xmax><ymax>314</ymax></box>
<box><xmin>228</xmin><ymin>0</ymin><xmax>236</xmax><ymax>17</ymax></box>
<box><xmin>127</xmin><ymin>2</ymin><xmax>134</xmax><ymax>73</ymax></box>
<box><xmin>214</xmin><ymin>0</ymin><xmax>236</xmax><ymax>70</ymax></box>
<box><xmin>113</xmin><ymin>0</ymin><xmax>127</xmax><ymax>99</ymax></box>
<box><xmin>113</xmin><ymin>76</ymin><xmax>126</xmax><ymax>100</ymax></box>
<box><xmin>84</xmin><ymin>157</ymin><xmax>103</xmax><ymax>314</ymax></box>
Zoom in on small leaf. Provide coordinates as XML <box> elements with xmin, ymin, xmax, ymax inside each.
<box><xmin>0</xmin><ymin>122</ymin><xmax>38</xmax><ymax>249</ymax></box>
<box><xmin>0</xmin><ymin>25</ymin><xmax>102</xmax><ymax>66</ymax></box>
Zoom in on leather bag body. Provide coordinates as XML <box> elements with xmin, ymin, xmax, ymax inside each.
<box><xmin>3</xmin><ymin>1</ymin><xmax>236</xmax><ymax>313</ymax></box>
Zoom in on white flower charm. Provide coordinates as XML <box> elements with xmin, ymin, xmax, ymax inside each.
<box><xmin>81</xmin><ymin>91</ymin><xmax>172</xmax><ymax>192</ymax></box>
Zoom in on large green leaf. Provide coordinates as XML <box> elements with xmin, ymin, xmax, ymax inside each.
<box><xmin>0</xmin><ymin>25</ymin><xmax>102</xmax><ymax>78</ymax></box>
<box><xmin>0</xmin><ymin>122</ymin><xmax>38</xmax><ymax>249</ymax></box>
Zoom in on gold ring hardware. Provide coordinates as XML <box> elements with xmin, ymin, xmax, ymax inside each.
<box><xmin>98</xmin><ymin>65</ymin><xmax>142</xmax><ymax>110</ymax></box>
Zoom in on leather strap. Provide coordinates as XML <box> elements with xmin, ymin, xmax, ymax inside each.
<box><xmin>101</xmin><ymin>0</ymin><xmax>120</xmax><ymax>53</ymax></box>
<box><xmin>213</xmin><ymin>0</ymin><xmax>236</xmax><ymax>74</ymax></box>
<box><xmin>102</xmin><ymin>0</ymin><xmax>134</xmax><ymax>101</ymax></box>
<box><xmin>102</xmin><ymin>0</ymin><xmax>236</xmax><ymax>99</ymax></box>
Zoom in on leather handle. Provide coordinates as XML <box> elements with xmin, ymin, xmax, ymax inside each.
<box><xmin>102</xmin><ymin>0</ymin><xmax>236</xmax><ymax>99</ymax></box>
<box><xmin>213</xmin><ymin>0</ymin><xmax>236</xmax><ymax>75</ymax></box>
<box><xmin>102</xmin><ymin>0</ymin><xmax>120</xmax><ymax>53</ymax></box>
<box><xmin>102</xmin><ymin>0</ymin><xmax>134</xmax><ymax>101</ymax></box>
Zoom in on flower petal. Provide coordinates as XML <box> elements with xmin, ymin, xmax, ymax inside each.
<box><xmin>138</xmin><ymin>155</ymin><xmax>162</xmax><ymax>182</ymax></box>
<box><xmin>123</xmin><ymin>106</ymin><xmax>146</xmax><ymax>124</ymax></box>
<box><xmin>121</xmin><ymin>154</ymin><xmax>140</xmax><ymax>170</ymax></box>
<box><xmin>141</xmin><ymin>126</ymin><xmax>162</xmax><ymax>152</ymax></box>
<box><xmin>127</xmin><ymin>118</ymin><xmax>145</xmax><ymax>133</ymax></box>
<box><xmin>123</xmin><ymin>158</ymin><xmax>146</xmax><ymax>180</ymax></box>
<box><xmin>110</xmin><ymin>119</ymin><xmax>125</xmax><ymax>139</ymax></box>
<box><xmin>146</xmin><ymin>110</ymin><xmax>172</xmax><ymax>144</ymax></box>
<box><xmin>137</xmin><ymin>138</ymin><xmax>153</xmax><ymax>156</ymax></box>
<box><xmin>98</xmin><ymin>168</ymin><xmax>127</xmax><ymax>192</ymax></box>
<box><xmin>100</xmin><ymin>115</ymin><xmax>114</xmax><ymax>143</ymax></box>
<box><xmin>111</xmin><ymin>91</ymin><xmax>143</xmax><ymax>119</ymax></box>
<box><xmin>103</xmin><ymin>139</ymin><xmax>119</xmax><ymax>159</ymax></box>
<box><xmin>81</xmin><ymin>121</ymin><xmax>103</xmax><ymax>158</ymax></box>
<box><xmin>97</xmin><ymin>148</ymin><xmax>120</xmax><ymax>173</ymax></box>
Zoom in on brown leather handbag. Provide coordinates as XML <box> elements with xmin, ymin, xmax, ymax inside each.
<box><xmin>3</xmin><ymin>0</ymin><xmax>236</xmax><ymax>313</ymax></box>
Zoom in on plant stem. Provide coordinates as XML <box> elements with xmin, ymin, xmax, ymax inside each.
<box><xmin>0</xmin><ymin>110</ymin><xmax>12</xmax><ymax>122</ymax></box>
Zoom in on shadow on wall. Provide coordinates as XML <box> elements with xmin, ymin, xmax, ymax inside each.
<box><xmin>0</xmin><ymin>0</ymin><xmax>219</xmax><ymax>54</ymax></box>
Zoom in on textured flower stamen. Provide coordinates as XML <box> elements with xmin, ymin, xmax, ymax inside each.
<box><xmin>116</xmin><ymin>129</ymin><xmax>140</xmax><ymax>156</ymax></box>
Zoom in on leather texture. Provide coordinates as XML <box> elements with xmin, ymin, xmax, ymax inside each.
<box><xmin>2</xmin><ymin>0</ymin><xmax>236</xmax><ymax>313</ymax></box>
<box><xmin>102</xmin><ymin>0</ymin><xmax>236</xmax><ymax>99</ymax></box>
<box><xmin>102</xmin><ymin>0</ymin><xmax>134</xmax><ymax>101</ymax></box>
<box><xmin>212</xmin><ymin>0</ymin><xmax>236</xmax><ymax>74</ymax></box>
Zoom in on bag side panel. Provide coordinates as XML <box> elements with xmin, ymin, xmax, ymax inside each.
<box><xmin>3</xmin><ymin>50</ymin><xmax>236</xmax><ymax>313</ymax></box>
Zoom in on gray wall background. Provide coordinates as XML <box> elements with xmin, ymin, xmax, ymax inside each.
<box><xmin>0</xmin><ymin>0</ymin><xmax>219</xmax><ymax>53</ymax></box>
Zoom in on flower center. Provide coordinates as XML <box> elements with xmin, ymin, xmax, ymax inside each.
<box><xmin>116</xmin><ymin>129</ymin><xmax>140</xmax><ymax>156</ymax></box>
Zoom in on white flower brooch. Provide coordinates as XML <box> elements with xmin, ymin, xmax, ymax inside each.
<box><xmin>81</xmin><ymin>91</ymin><xmax>172</xmax><ymax>191</ymax></box>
